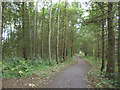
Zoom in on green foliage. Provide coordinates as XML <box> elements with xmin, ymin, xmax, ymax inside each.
<box><xmin>2</xmin><ymin>56</ymin><xmax>45</xmax><ymax>78</ymax></box>
<box><xmin>81</xmin><ymin>56</ymin><xmax>120</xmax><ymax>88</ymax></box>
<box><xmin>2</xmin><ymin>56</ymin><xmax>76</xmax><ymax>79</ymax></box>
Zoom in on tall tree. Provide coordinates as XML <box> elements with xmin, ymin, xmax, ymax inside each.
<box><xmin>118</xmin><ymin>1</ymin><xmax>120</xmax><ymax>81</ymax></box>
<box><xmin>1</xmin><ymin>2</ymin><xmax>4</xmax><ymax>42</ymax></box>
<box><xmin>56</xmin><ymin>0</ymin><xmax>61</xmax><ymax>64</ymax></box>
<box><xmin>49</xmin><ymin>0</ymin><xmax>52</xmax><ymax>65</ymax></box>
<box><xmin>63</xmin><ymin>0</ymin><xmax>67</xmax><ymax>61</ymax></box>
<box><xmin>22</xmin><ymin>2</ymin><xmax>27</xmax><ymax>60</ymax></box>
<box><xmin>28</xmin><ymin>2</ymin><xmax>32</xmax><ymax>59</ymax></box>
<box><xmin>41</xmin><ymin>6</ymin><xmax>44</xmax><ymax>58</ymax></box>
<box><xmin>35</xmin><ymin>1</ymin><xmax>38</xmax><ymax>57</ymax></box>
<box><xmin>97</xmin><ymin>2</ymin><xmax>105</xmax><ymax>71</ymax></box>
<box><xmin>71</xmin><ymin>23</ymin><xmax>74</xmax><ymax>57</ymax></box>
<box><xmin>34</xmin><ymin>2</ymin><xmax>37</xmax><ymax>57</ymax></box>
<box><xmin>0</xmin><ymin>2</ymin><xmax>3</xmax><ymax>64</ymax></box>
<box><xmin>106</xmin><ymin>2</ymin><xmax>115</xmax><ymax>78</ymax></box>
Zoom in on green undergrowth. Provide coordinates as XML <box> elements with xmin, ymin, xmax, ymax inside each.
<box><xmin>81</xmin><ymin>56</ymin><xmax>120</xmax><ymax>88</ymax></box>
<box><xmin>2</xmin><ymin>56</ymin><xmax>77</xmax><ymax>79</ymax></box>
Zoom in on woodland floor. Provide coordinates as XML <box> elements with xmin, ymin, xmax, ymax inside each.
<box><xmin>2</xmin><ymin>56</ymin><xmax>91</xmax><ymax>88</ymax></box>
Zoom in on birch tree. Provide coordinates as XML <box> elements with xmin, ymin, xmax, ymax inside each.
<box><xmin>56</xmin><ymin>0</ymin><xmax>60</xmax><ymax>64</ymax></box>
<box><xmin>118</xmin><ymin>1</ymin><xmax>120</xmax><ymax>81</ymax></box>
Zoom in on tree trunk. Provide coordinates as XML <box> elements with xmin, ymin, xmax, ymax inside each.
<box><xmin>1</xmin><ymin>2</ymin><xmax>4</xmax><ymax>42</ymax></box>
<box><xmin>118</xmin><ymin>1</ymin><xmax>120</xmax><ymax>81</ymax></box>
<box><xmin>35</xmin><ymin>1</ymin><xmax>38</xmax><ymax>57</ymax></box>
<box><xmin>28</xmin><ymin>2</ymin><xmax>32</xmax><ymax>59</ymax></box>
<box><xmin>56</xmin><ymin>0</ymin><xmax>60</xmax><ymax>64</ymax></box>
<box><xmin>71</xmin><ymin>46</ymin><xmax>73</xmax><ymax>57</ymax></box>
<box><xmin>62</xmin><ymin>30</ymin><xmax>64</xmax><ymax>60</ymax></box>
<box><xmin>34</xmin><ymin>2</ymin><xmax>37</xmax><ymax>57</ymax></box>
<box><xmin>0</xmin><ymin>2</ymin><xmax>3</xmax><ymax>65</ymax></box>
<box><xmin>41</xmin><ymin>7</ymin><xmax>44</xmax><ymax>58</ymax></box>
<box><xmin>85</xmin><ymin>53</ymin><xmax>87</xmax><ymax>56</ymax></box>
<box><xmin>22</xmin><ymin>2</ymin><xmax>27</xmax><ymax>60</ymax></box>
<box><xmin>71</xmin><ymin>23</ymin><xmax>74</xmax><ymax>57</ymax></box>
<box><xmin>97</xmin><ymin>31</ymin><xmax>100</xmax><ymax>61</ymax></box>
<box><xmin>106</xmin><ymin>2</ymin><xmax>115</xmax><ymax>78</ymax></box>
<box><xmin>49</xmin><ymin>0</ymin><xmax>52</xmax><ymax>66</ymax></box>
<box><xmin>101</xmin><ymin>3</ymin><xmax>105</xmax><ymax>71</ymax></box>
<box><xmin>63</xmin><ymin>0</ymin><xmax>67</xmax><ymax>61</ymax></box>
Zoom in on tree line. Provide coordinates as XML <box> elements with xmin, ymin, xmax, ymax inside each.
<box><xmin>1</xmin><ymin>1</ymin><xmax>82</xmax><ymax>65</ymax></box>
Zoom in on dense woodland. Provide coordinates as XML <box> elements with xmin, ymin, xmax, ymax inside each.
<box><xmin>1</xmin><ymin>0</ymin><xmax>120</xmax><ymax>88</ymax></box>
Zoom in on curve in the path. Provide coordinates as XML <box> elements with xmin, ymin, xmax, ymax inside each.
<box><xmin>41</xmin><ymin>56</ymin><xmax>90</xmax><ymax>88</ymax></box>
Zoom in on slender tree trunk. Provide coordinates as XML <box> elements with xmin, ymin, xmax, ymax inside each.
<box><xmin>56</xmin><ymin>0</ymin><xmax>60</xmax><ymax>64</ymax></box>
<box><xmin>35</xmin><ymin>1</ymin><xmax>38</xmax><ymax>57</ymax></box>
<box><xmin>49</xmin><ymin>0</ymin><xmax>52</xmax><ymax>66</ymax></box>
<box><xmin>101</xmin><ymin>4</ymin><xmax>105</xmax><ymax>71</ymax></box>
<box><xmin>10</xmin><ymin>23</ymin><xmax>13</xmax><ymax>56</ymax></box>
<box><xmin>62</xmin><ymin>32</ymin><xmax>64</xmax><ymax>61</ymax></box>
<box><xmin>28</xmin><ymin>2</ymin><xmax>32</xmax><ymax>59</ymax></box>
<box><xmin>97</xmin><ymin>31</ymin><xmax>100</xmax><ymax>61</ymax></box>
<box><xmin>105</xmin><ymin>21</ymin><xmax>108</xmax><ymax>59</ymax></box>
<box><xmin>1</xmin><ymin>2</ymin><xmax>4</xmax><ymax>58</ymax></box>
<box><xmin>63</xmin><ymin>0</ymin><xmax>67</xmax><ymax>61</ymax></box>
<box><xmin>0</xmin><ymin>2</ymin><xmax>3</xmax><ymax>65</ymax></box>
<box><xmin>22</xmin><ymin>2</ymin><xmax>27</xmax><ymax>60</ymax></box>
<box><xmin>106</xmin><ymin>2</ymin><xmax>115</xmax><ymax>78</ymax></box>
<box><xmin>71</xmin><ymin>42</ymin><xmax>73</xmax><ymax>57</ymax></box>
<box><xmin>97</xmin><ymin>3</ymin><xmax>105</xmax><ymax>70</ymax></box>
<box><xmin>71</xmin><ymin>23</ymin><xmax>74</xmax><ymax>57</ymax></box>
<box><xmin>0</xmin><ymin>2</ymin><xmax>2</xmax><ymax>88</ymax></box>
<box><xmin>34</xmin><ymin>2</ymin><xmax>37</xmax><ymax>58</ymax></box>
<box><xmin>118</xmin><ymin>1</ymin><xmax>120</xmax><ymax>81</ymax></box>
<box><xmin>1</xmin><ymin>2</ymin><xmax>4</xmax><ymax>39</ymax></box>
<box><xmin>41</xmin><ymin>7</ymin><xmax>44</xmax><ymax>58</ymax></box>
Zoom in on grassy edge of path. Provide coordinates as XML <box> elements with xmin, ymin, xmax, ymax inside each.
<box><xmin>80</xmin><ymin>56</ymin><xmax>119</xmax><ymax>88</ymax></box>
<box><xmin>2</xmin><ymin>56</ymin><xmax>77</xmax><ymax>88</ymax></box>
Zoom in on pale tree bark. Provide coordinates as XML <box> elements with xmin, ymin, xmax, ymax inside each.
<box><xmin>56</xmin><ymin>0</ymin><xmax>60</xmax><ymax>64</ymax></box>
<box><xmin>118</xmin><ymin>1</ymin><xmax>120</xmax><ymax>81</ymax></box>
<box><xmin>0</xmin><ymin>3</ymin><xmax>2</xmax><ymax>87</ymax></box>
<box><xmin>0</xmin><ymin>2</ymin><xmax>3</xmax><ymax>60</ymax></box>
<box><xmin>49</xmin><ymin>0</ymin><xmax>52</xmax><ymax>65</ymax></box>
<box><xmin>106</xmin><ymin>2</ymin><xmax>115</xmax><ymax>78</ymax></box>
<box><xmin>62</xmin><ymin>32</ymin><xmax>64</xmax><ymax>61</ymax></box>
<box><xmin>1</xmin><ymin>2</ymin><xmax>4</xmax><ymax>39</ymax></box>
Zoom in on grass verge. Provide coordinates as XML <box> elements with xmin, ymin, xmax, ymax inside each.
<box><xmin>2</xmin><ymin>56</ymin><xmax>77</xmax><ymax>79</ymax></box>
<box><xmin>80</xmin><ymin>56</ymin><xmax>120</xmax><ymax>88</ymax></box>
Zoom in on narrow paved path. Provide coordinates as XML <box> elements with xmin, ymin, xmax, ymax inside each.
<box><xmin>41</xmin><ymin>56</ymin><xmax>90</xmax><ymax>88</ymax></box>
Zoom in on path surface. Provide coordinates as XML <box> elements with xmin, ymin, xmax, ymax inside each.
<box><xmin>41</xmin><ymin>56</ymin><xmax>90</xmax><ymax>88</ymax></box>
